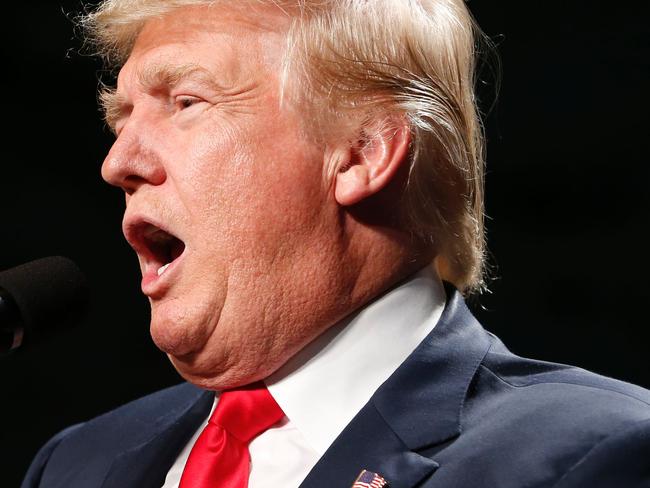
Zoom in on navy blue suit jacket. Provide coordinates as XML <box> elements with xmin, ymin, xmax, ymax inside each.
<box><xmin>22</xmin><ymin>288</ymin><xmax>650</xmax><ymax>487</ymax></box>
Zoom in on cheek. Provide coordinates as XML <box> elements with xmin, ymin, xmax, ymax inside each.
<box><xmin>167</xmin><ymin>107</ymin><xmax>330</xmax><ymax>270</ymax></box>
<box><xmin>246</xmin><ymin>128</ymin><xmax>328</xmax><ymax>224</ymax></box>
<box><xmin>167</xmin><ymin>128</ymin><xmax>250</xmax><ymax>235</ymax></box>
<box><xmin>191</xmin><ymin>129</ymin><xmax>324</xmax><ymax>230</ymax></box>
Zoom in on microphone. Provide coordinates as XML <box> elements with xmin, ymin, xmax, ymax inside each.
<box><xmin>0</xmin><ymin>256</ymin><xmax>88</xmax><ymax>353</ymax></box>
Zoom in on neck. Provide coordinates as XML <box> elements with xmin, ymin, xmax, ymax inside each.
<box><xmin>334</xmin><ymin>212</ymin><xmax>434</xmax><ymax>319</ymax></box>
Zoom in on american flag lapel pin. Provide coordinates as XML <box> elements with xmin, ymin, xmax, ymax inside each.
<box><xmin>352</xmin><ymin>469</ymin><xmax>389</xmax><ymax>488</ymax></box>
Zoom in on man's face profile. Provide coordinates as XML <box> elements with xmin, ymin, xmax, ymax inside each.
<box><xmin>101</xmin><ymin>4</ymin><xmax>350</xmax><ymax>390</ymax></box>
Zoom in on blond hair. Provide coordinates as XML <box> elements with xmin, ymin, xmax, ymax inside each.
<box><xmin>81</xmin><ymin>0</ymin><xmax>490</xmax><ymax>293</ymax></box>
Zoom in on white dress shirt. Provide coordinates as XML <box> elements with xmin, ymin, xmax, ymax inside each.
<box><xmin>162</xmin><ymin>267</ymin><xmax>446</xmax><ymax>488</ymax></box>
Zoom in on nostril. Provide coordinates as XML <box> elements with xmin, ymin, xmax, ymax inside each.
<box><xmin>123</xmin><ymin>175</ymin><xmax>151</xmax><ymax>195</ymax></box>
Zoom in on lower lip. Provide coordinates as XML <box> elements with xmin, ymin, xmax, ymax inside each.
<box><xmin>141</xmin><ymin>252</ymin><xmax>185</xmax><ymax>298</ymax></box>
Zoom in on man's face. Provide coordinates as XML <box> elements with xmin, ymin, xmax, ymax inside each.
<box><xmin>101</xmin><ymin>4</ymin><xmax>348</xmax><ymax>389</ymax></box>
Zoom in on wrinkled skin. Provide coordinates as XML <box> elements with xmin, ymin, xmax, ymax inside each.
<box><xmin>102</xmin><ymin>3</ymin><xmax>423</xmax><ymax>390</ymax></box>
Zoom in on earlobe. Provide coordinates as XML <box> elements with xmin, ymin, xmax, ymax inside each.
<box><xmin>334</xmin><ymin>120</ymin><xmax>411</xmax><ymax>206</ymax></box>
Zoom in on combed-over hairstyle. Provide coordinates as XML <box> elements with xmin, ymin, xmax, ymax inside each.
<box><xmin>81</xmin><ymin>0</ymin><xmax>489</xmax><ymax>293</ymax></box>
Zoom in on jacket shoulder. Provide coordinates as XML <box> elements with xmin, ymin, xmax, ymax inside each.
<box><xmin>21</xmin><ymin>424</ymin><xmax>85</xmax><ymax>488</ymax></box>
<box><xmin>552</xmin><ymin>416</ymin><xmax>650</xmax><ymax>488</ymax></box>
<box><xmin>58</xmin><ymin>381</ymin><xmax>207</xmax><ymax>446</ymax></box>
<box><xmin>480</xmin><ymin>344</ymin><xmax>650</xmax><ymax>417</ymax></box>
<box><xmin>21</xmin><ymin>382</ymin><xmax>210</xmax><ymax>488</ymax></box>
<box><xmin>448</xmin><ymin>343</ymin><xmax>650</xmax><ymax>487</ymax></box>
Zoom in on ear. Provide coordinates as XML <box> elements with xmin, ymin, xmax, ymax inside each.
<box><xmin>334</xmin><ymin>117</ymin><xmax>411</xmax><ymax>206</ymax></box>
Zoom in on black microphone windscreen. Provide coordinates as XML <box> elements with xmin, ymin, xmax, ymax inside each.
<box><xmin>0</xmin><ymin>256</ymin><xmax>88</xmax><ymax>338</ymax></box>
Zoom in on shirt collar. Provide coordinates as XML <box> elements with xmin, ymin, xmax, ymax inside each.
<box><xmin>265</xmin><ymin>266</ymin><xmax>446</xmax><ymax>455</ymax></box>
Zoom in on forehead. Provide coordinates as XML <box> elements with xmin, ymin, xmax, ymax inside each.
<box><xmin>118</xmin><ymin>3</ymin><xmax>290</xmax><ymax>91</ymax></box>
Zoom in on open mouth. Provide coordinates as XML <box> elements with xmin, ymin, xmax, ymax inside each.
<box><xmin>143</xmin><ymin>225</ymin><xmax>186</xmax><ymax>276</ymax></box>
<box><xmin>126</xmin><ymin>221</ymin><xmax>186</xmax><ymax>278</ymax></box>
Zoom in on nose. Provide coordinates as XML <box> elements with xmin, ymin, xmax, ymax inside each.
<box><xmin>101</xmin><ymin>119</ymin><xmax>166</xmax><ymax>195</ymax></box>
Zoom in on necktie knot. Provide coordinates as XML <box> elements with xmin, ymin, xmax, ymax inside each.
<box><xmin>179</xmin><ymin>382</ymin><xmax>284</xmax><ymax>488</ymax></box>
<box><xmin>211</xmin><ymin>382</ymin><xmax>284</xmax><ymax>443</ymax></box>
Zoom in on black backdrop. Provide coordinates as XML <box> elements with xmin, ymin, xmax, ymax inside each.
<box><xmin>2</xmin><ymin>1</ymin><xmax>648</xmax><ymax>485</ymax></box>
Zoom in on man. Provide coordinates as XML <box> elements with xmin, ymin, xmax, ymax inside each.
<box><xmin>23</xmin><ymin>1</ymin><xmax>650</xmax><ymax>487</ymax></box>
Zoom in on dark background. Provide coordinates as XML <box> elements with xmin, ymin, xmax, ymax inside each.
<box><xmin>1</xmin><ymin>1</ymin><xmax>648</xmax><ymax>485</ymax></box>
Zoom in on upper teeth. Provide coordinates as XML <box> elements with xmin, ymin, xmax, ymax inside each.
<box><xmin>157</xmin><ymin>263</ymin><xmax>171</xmax><ymax>276</ymax></box>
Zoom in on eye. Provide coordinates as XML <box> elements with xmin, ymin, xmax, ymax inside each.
<box><xmin>176</xmin><ymin>96</ymin><xmax>203</xmax><ymax>110</ymax></box>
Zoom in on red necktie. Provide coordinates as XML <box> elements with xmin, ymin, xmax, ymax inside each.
<box><xmin>178</xmin><ymin>382</ymin><xmax>284</xmax><ymax>488</ymax></box>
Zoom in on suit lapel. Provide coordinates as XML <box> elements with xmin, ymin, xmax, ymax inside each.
<box><xmin>100</xmin><ymin>386</ymin><xmax>213</xmax><ymax>488</ymax></box>
<box><xmin>300</xmin><ymin>286</ymin><xmax>492</xmax><ymax>488</ymax></box>
<box><xmin>299</xmin><ymin>400</ymin><xmax>438</xmax><ymax>488</ymax></box>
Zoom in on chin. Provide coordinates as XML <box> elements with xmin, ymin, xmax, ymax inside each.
<box><xmin>149</xmin><ymin>306</ymin><xmax>210</xmax><ymax>357</ymax></box>
<box><xmin>167</xmin><ymin>333</ymin><xmax>286</xmax><ymax>391</ymax></box>
<box><xmin>168</xmin><ymin>352</ymin><xmax>262</xmax><ymax>391</ymax></box>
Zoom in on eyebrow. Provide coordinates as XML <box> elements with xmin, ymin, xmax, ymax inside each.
<box><xmin>139</xmin><ymin>63</ymin><xmax>224</xmax><ymax>92</ymax></box>
<box><xmin>100</xmin><ymin>63</ymin><xmax>224</xmax><ymax>132</ymax></box>
<box><xmin>100</xmin><ymin>87</ymin><xmax>126</xmax><ymax>132</ymax></box>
